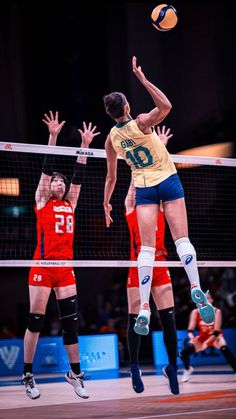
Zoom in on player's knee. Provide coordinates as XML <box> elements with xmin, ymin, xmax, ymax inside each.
<box><xmin>28</xmin><ymin>313</ymin><xmax>45</xmax><ymax>333</ymax></box>
<box><xmin>57</xmin><ymin>295</ymin><xmax>78</xmax><ymax>345</ymax></box>
<box><xmin>138</xmin><ymin>246</ymin><xmax>155</xmax><ymax>267</ymax></box>
<box><xmin>57</xmin><ymin>295</ymin><xmax>78</xmax><ymax>319</ymax></box>
<box><xmin>175</xmin><ymin>237</ymin><xmax>196</xmax><ymax>259</ymax></box>
<box><xmin>180</xmin><ymin>344</ymin><xmax>195</xmax><ymax>358</ymax></box>
<box><xmin>159</xmin><ymin>307</ymin><xmax>175</xmax><ymax>329</ymax></box>
<box><xmin>61</xmin><ymin>317</ymin><xmax>78</xmax><ymax>345</ymax></box>
<box><xmin>220</xmin><ymin>345</ymin><xmax>227</xmax><ymax>352</ymax></box>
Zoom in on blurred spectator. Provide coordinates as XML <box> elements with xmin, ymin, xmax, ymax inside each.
<box><xmin>0</xmin><ymin>322</ymin><xmax>16</xmax><ymax>339</ymax></box>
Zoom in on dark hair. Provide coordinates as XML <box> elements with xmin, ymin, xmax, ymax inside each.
<box><xmin>51</xmin><ymin>172</ymin><xmax>70</xmax><ymax>198</ymax></box>
<box><xmin>103</xmin><ymin>92</ymin><xmax>127</xmax><ymax>119</ymax></box>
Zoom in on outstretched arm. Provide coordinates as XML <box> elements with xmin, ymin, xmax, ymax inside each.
<box><xmin>103</xmin><ymin>135</ymin><xmax>117</xmax><ymax>227</ymax></box>
<box><xmin>36</xmin><ymin>111</ymin><xmax>66</xmax><ymax>209</ymax></box>
<box><xmin>132</xmin><ymin>56</ymin><xmax>172</xmax><ymax>132</ymax></box>
<box><xmin>68</xmin><ymin>122</ymin><xmax>100</xmax><ymax>211</ymax></box>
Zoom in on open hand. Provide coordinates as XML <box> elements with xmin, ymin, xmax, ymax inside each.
<box><xmin>78</xmin><ymin>122</ymin><xmax>101</xmax><ymax>147</ymax></box>
<box><xmin>42</xmin><ymin>111</ymin><xmax>65</xmax><ymax>136</ymax></box>
<box><xmin>157</xmin><ymin>125</ymin><xmax>173</xmax><ymax>146</ymax></box>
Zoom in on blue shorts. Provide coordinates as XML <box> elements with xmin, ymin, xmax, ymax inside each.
<box><xmin>136</xmin><ymin>173</ymin><xmax>184</xmax><ymax>206</ymax></box>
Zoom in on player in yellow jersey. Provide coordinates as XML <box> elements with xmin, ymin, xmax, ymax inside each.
<box><xmin>103</xmin><ymin>56</ymin><xmax>215</xmax><ymax>339</ymax></box>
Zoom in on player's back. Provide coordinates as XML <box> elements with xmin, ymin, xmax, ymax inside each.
<box><xmin>110</xmin><ymin>119</ymin><xmax>176</xmax><ymax>188</ymax></box>
<box><xmin>33</xmin><ymin>197</ymin><xmax>75</xmax><ymax>260</ymax></box>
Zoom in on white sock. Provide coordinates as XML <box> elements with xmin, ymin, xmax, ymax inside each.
<box><xmin>175</xmin><ymin>237</ymin><xmax>200</xmax><ymax>289</ymax></box>
<box><xmin>138</xmin><ymin>246</ymin><xmax>155</xmax><ymax>309</ymax></box>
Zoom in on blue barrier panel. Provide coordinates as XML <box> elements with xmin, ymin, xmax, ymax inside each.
<box><xmin>152</xmin><ymin>328</ymin><xmax>236</xmax><ymax>367</ymax></box>
<box><xmin>0</xmin><ymin>334</ymin><xmax>119</xmax><ymax>376</ymax></box>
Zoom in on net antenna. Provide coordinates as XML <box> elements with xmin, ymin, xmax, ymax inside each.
<box><xmin>0</xmin><ymin>141</ymin><xmax>236</xmax><ymax>267</ymax></box>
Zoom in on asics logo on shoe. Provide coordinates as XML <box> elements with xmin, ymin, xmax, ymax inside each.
<box><xmin>141</xmin><ymin>275</ymin><xmax>150</xmax><ymax>285</ymax></box>
<box><xmin>185</xmin><ymin>255</ymin><xmax>193</xmax><ymax>265</ymax></box>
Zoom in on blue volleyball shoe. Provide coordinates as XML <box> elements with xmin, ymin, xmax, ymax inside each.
<box><xmin>129</xmin><ymin>364</ymin><xmax>144</xmax><ymax>393</ymax></box>
<box><xmin>191</xmin><ymin>288</ymin><xmax>215</xmax><ymax>324</ymax></box>
<box><xmin>162</xmin><ymin>364</ymin><xmax>179</xmax><ymax>395</ymax></box>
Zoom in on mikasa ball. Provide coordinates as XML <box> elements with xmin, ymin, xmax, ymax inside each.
<box><xmin>151</xmin><ymin>4</ymin><xmax>178</xmax><ymax>31</ymax></box>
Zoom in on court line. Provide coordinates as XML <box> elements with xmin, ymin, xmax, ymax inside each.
<box><xmin>128</xmin><ymin>407</ymin><xmax>236</xmax><ymax>419</ymax></box>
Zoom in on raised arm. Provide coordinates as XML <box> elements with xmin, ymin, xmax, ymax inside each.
<box><xmin>35</xmin><ymin>111</ymin><xmax>65</xmax><ymax>209</ymax></box>
<box><xmin>103</xmin><ymin>134</ymin><xmax>117</xmax><ymax>227</ymax></box>
<box><xmin>68</xmin><ymin>122</ymin><xmax>100</xmax><ymax>211</ymax></box>
<box><xmin>132</xmin><ymin>56</ymin><xmax>172</xmax><ymax>132</ymax></box>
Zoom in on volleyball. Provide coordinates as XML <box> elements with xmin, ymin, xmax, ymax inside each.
<box><xmin>151</xmin><ymin>4</ymin><xmax>178</xmax><ymax>31</ymax></box>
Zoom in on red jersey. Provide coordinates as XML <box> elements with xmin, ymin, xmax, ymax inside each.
<box><xmin>196</xmin><ymin>309</ymin><xmax>221</xmax><ymax>341</ymax></box>
<box><xmin>125</xmin><ymin>208</ymin><xmax>167</xmax><ymax>260</ymax></box>
<box><xmin>33</xmin><ymin>197</ymin><xmax>75</xmax><ymax>260</ymax></box>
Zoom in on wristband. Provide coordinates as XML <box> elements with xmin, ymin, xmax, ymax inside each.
<box><xmin>71</xmin><ymin>162</ymin><xmax>87</xmax><ymax>185</ymax></box>
<box><xmin>42</xmin><ymin>155</ymin><xmax>55</xmax><ymax>176</ymax></box>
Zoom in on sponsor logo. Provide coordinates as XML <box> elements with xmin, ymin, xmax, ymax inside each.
<box><xmin>40</xmin><ymin>261</ymin><xmax>66</xmax><ymax>266</ymax></box>
<box><xmin>143</xmin><ymin>302</ymin><xmax>149</xmax><ymax>309</ymax></box>
<box><xmin>141</xmin><ymin>275</ymin><xmax>150</xmax><ymax>285</ymax></box>
<box><xmin>0</xmin><ymin>345</ymin><xmax>20</xmax><ymax>369</ymax></box>
<box><xmin>4</xmin><ymin>144</ymin><xmax>13</xmax><ymax>150</ymax></box>
<box><xmin>76</xmin><ymin>150</ymin><xmax>94</xmax><ymax>156</ymax></box>
<box><xmin>185</xmin><ymin>255</ymin><xmax>193</xmax><ymax>265</ymax></box>
<box><xmin>81</xmin><ymin>351</ymin><xmax>110</xmax><ymax>364</ymax></box>
<box><xmin>53</xmin><ymin>206</ymin><xmax>72</xmax><ymax>213</ymax></box>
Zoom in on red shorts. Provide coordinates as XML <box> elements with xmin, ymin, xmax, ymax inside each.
<box><xmin>28</xmin><ymin>267</ymin><xmax>76</xmax><ymax>288</ymax></box>
<box><xmin>127</xmin><ymin>266</ymin><xmax>171</xmax><ymax>288</ymax></box>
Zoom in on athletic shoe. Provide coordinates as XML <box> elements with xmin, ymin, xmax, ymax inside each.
<box><xmin>65</xmin><ymin>370</ymin><xmax>89</xmax><ymax>399</ymax></box>
<box><xmin>162</xmin><ymin>364</ymin><xmax>179</xmax><ymax>395</ymax></box>
<box><xmin>129</xmin><ymin>364</ymin><xmax>144</xmax><ymax>393</ymax></box>
<box><xmin>191</xmin><ymin>288</ymin><xmax>215</xmax><ymax>324</ymax></box>
<box><xmin>134</xmin><ymin>309</ymin><xmax>151</xmax><ymax>336</ymax></box>
<box><xmin>181</xmin><ymin>366</ymin><xmax>194</xmax><ymax>382</ymax></box>
<box><xmin>22</xmin><ymin>372</ymin><xmax>40</xmax><ymax>399</ymax></box>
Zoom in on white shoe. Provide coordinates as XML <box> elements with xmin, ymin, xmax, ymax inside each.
<box><xmin>134</xmin><ymin>309</ymin><xmax>151</xmax><ymax>336</ymax></box>
<box><xmin>181</xmin><ymin>366</ymin><xmax>194</xmax><ymax>383</ymax></box>
<box><xmin>22</xmin><ymin>372</ymin><xmax>40</xmax><ymax>399</ymax></box>
<box><xmin>65</xmin><ymin>370</ymin><xmax>89</xmax><ymax>399</ymax></box>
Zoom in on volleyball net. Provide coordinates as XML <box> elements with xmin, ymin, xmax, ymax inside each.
<box><xmin>0</xmin><ymin>141</ymin><xmax>236</xmax><ymax>267</ymax></box>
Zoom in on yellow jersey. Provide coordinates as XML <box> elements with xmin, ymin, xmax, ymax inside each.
<box><xmin>109</xmin><ymin>119</ymin><xmax>177</xmax><ymax>188</ymax></box>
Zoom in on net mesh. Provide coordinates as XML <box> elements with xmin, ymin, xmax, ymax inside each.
<box><xmin>0</xmin><ymin>142</ymin><xmax>236</xmax><ymax>265</ymax></box>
